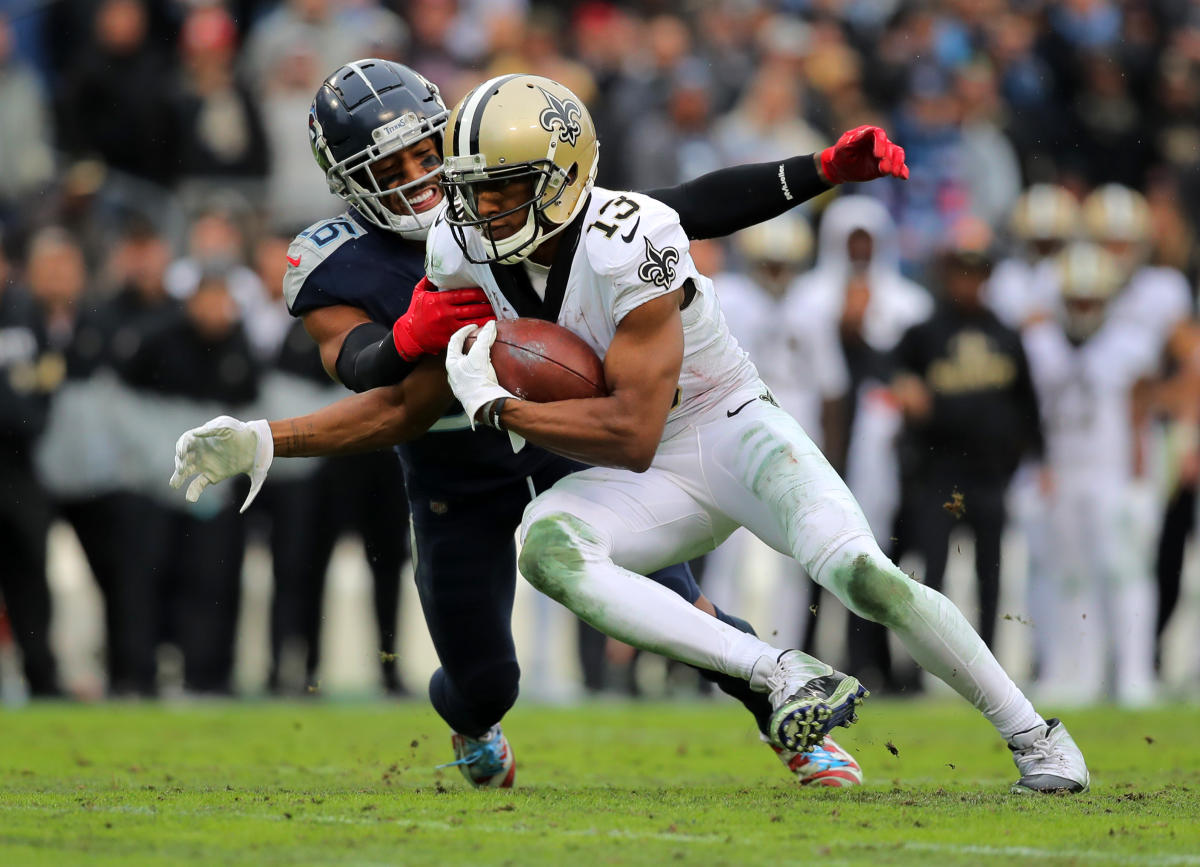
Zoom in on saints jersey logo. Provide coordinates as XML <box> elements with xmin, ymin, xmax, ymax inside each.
<box><xmin>537</xmin><ymin>87</ymin><xmax>583</xmax><ymax>146</ymax></box>
<box><xmin>638</xmin><ymin>237</ymin><xmax>680</xmax><ymax>289</ymax></box>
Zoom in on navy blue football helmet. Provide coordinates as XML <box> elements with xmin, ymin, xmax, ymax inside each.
<box><xmin>309</xmin><ymin>59</ymin><xmax>449</xmax><ymax>239</ymax></box>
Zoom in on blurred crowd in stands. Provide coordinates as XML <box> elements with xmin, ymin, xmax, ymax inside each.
<box><xmin>2</xmin><ymin>0</ymin><xmax>1200</xmax><ymax>704</ymax></box>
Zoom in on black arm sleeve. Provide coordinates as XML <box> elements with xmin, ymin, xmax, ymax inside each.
<box><xmin>334</xmin><ymin>322</ymin><xmax>419</xmax><ymax>393</ymax></box>
<box><xmin>644</xmin><ymin>154</ymin><xmax>830</xmax><ymax>240</ymax></box>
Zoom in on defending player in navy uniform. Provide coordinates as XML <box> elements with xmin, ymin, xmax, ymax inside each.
<box><xmin>171</xmin><ymin>60</ymin><xmax>892</xmax><ymax>788</ymax></box>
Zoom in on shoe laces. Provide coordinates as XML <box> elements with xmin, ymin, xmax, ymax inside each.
<box><xmin>438</xmin><ymin>728</ymin><xmax>507</xmax><ymax>775</ymax></box>
<box><xmin>765</xmin><ymin>653</ymin><xmax>832</xmax><ymax>704</ymax></box>
<box><xmin>1012</xmin><ymin>727</ymin><xmax>1071</xmax><ymax>776</ymax></box>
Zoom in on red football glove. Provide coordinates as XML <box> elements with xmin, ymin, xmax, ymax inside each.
<box><xmin>392</xmin><ymin>276</ymin><xmax>496</xmax><ymax>360</ymax></box>
<box><xmin>819</xmin><ymin>125</ymin><xmax>909</xmax><ymax>185</ymax></box>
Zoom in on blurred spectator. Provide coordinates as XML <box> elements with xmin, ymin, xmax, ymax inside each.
<box><xmin>120</xmin><ymin>271</ymin><xmax>260</xmax><ymax>695</ymax></box>
<box><xmin>883</xmin><ymin>67</ymin><xmax>972</xmax><ymax>277</ymax></box>
<box><xmin>403</xmin><ymin>0</ymin><xmax>481</xmax><ymax>104</ymax></box>
<box><xmin>172</xmin><ymin>4</ymin><xmax>270</xmax><ymax>208</ymax></box>
<box><xmin>954</xmin><ymin>62</ymin><xmax>1022</xmax><ymax>227</ymax></box>
<box><xmin>984</xmin><ymin>10</ymin><xmax>1064</xmax><ymax>181</ymax></box>
<box><xmin>240</xmin><ymin>0</ymin><xmax>366</xmax><ymax>96</ymax></box>
<box><xmin>891</xmin><ymin>219</ymin><xmax>1043</xmax><ymax>654</ymax></box>
<box><xmin>1069</xmin><ymin>52</ymin><xmax>1152</xmax><ymax>188</ymax></box>
<box><xmin>56</xmin><ymin>0</ymin><xmax>175</xmax><ymax>185</ymax></box>
<box><xmin>604</xmin><ymin>13</ymin><xmax>694</xmax><ymax>188</ymax></box>
<box><xmin>485</xmin><ymin>6</ymin><xmax>597</xmax><ymax>106</ymax></box>
<box><xmin>35</xmin><ymin>219</ymin><xmax>179</xmax><ymax>696</ymax></box>
<box><xmin>713</xmin><ymin>63</ymin><xmax>827</xmax><ymax>177</ymax></box>
<box><xmin>623</xmin><ymin>59</ymin><xmax>727</xmax><ymax>190</ymax></box>
<box><xmin>165</xmin><ymin>203</ymin><xmax>277</xmax><ymax>359</ymax></box>
<box><xmin>0</xmin><ymin>13</ymin><xmax>54</xmax><ymax>224</ymax></box>
<box><xmin>788</xmin><ymin>196</ymin><xmax>932</xmax><ymax>473</ymax></box>
<box><xmin>801</xmin><ymin>18</ymin><xmax>880</xmax><ymax>135</ymax></box>
<box><xmin>0</xmin><ymin>231</ymin><xmax>61</xmax><ymax>698</ymax></box>
<box><xmin>693</xmin><ymin>0</ymin><xmax>758</xmax><ymax>115</ymax></box>
<box><xmin>256</xmin><ymin>43</ymin><xmax>342</xmax><ymax>230</ymax></box>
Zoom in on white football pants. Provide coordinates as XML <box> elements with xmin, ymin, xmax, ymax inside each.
<box><xmin>1041</xmin><ymin>477</ymin><xmax>1158</xmax><ymax>705</ymax></box>
<box><xmin>519</xmin><ymin>384</ymin><xmax>1042</xmax><ymax>740</ymax></box>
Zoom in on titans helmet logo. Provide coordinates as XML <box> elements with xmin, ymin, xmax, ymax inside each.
<box><xmin>537</xmin><ymin>87</ymin><xmax>583</xmax><ymax>146</ymax></box>
<box><xmin>638</xmin><ymin>237</ymin><xmax>680</xmax><ymax>289</ymax></box>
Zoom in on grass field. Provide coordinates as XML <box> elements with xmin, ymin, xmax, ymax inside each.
<box><xmin>1</xmin><ymin>698</ymin><xmax>1197</xmax><ymax>866</ymax></box>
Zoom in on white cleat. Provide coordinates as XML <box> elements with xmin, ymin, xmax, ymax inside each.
<box><xmin>767</xmin><ymin>734</ymin><xmax>863</xmax><ymax>787</ymax></box>
<box><xmin>1008</xmin><ymin>718</ymin><xmax>1089</xmax><ymax>795</ymax></box>
<box><xmin>762</xmin><ymin>651</ymin><xmax>868</xmax><ymax>752</ymax></box>
<box><xmin>438</xmin><ymin>724</ymin><xmax>515</xmax><ymax>788</ymax></box>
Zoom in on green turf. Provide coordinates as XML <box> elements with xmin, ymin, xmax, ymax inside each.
<box><xmin>0</xmin><ymin>699</ymin><xmax>1197</xmax><ymax>866</ymax></box>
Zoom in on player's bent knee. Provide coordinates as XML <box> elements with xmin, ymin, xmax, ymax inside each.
<box><xmin>819</xmin><ymin>538</ymin><xmax>915</xmax><ymax>628</ymax></box>
<box><xmin>518</xmin><ymin>512</ymin><xmax>604</xmax><ymax>603</ymax></box>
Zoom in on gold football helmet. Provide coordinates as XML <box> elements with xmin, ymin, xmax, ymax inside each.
<box><xmin>1057</xmin><ymin>241</ymin><xmax>1123</xmax><ymax>343</ymax></box>
<box><xmin>1081</xmin><ymin>184</ymin><xmax>1150</xmax><ymax>281</ymax></box>
<box><xmin>1010</xmin><ymin>184</ymin><xmax>1079</xmax><ymax>247</ymax></box>
<box><xmin>441</xmin><ymin>74</ymin><xmax>600</xmax><ymax>264</ymax></box>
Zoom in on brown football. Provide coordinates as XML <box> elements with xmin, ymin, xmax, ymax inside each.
<box><xmin>466</xmin><ymin>318</ymin><xmax>608</xmax><ymax>402</ymax></box>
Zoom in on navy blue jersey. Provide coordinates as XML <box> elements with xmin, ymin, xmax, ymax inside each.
<box><xmin>284</xmin><ymin>209</ymin><xmax>573</xmax><ymax>497</ymax></box>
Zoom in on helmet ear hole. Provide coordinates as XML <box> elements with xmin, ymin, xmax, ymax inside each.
<box><xmin>566</xmin><ymin>163</ymin><xmax>578</xmax><ymax>184</ymax></box>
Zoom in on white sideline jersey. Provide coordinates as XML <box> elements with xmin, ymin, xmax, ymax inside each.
<box><xmin>426</xmin><ymin>188</ymin><xmax>762</xmax><ymax>439</ymax></box>
<box><xmin>1108</xmin><ymin>265</ymin><xmax>1192</xmax><ymax>355</ymax></box>
<box><xmin>1024</xmin><ymin>318</ymin><xmax>1158</xmax><ymax>484</ymax></box>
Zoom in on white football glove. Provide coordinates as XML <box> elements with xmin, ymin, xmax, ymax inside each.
<box><xmin>169</xmin><ymin>416</ymin><xmax>273</xmax><ymax>513</ymax></box>
<box><xmin>445</xmin><ymin>321</ymin><xmax>517</xmax><ymax>429</ymax></box>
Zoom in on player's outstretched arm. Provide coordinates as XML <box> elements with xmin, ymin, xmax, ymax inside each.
<box><xmin>170</xmin><ymin>358</ymin><xmax>454</xmax><ymax>511</ymax></box>
<box><xmin>645</xmin><ymin>125</ymin><xmax>907</xmax><ymax>241</ymax></box>
<box><xmin>447</xmin><ymin>294</ymin><xmax>684</xmax><ymax>472</ymax></box>
<box><xmin>303</xmin><ymin>279</ymin><xmax>494</xmax><ymax>393</ymax></box>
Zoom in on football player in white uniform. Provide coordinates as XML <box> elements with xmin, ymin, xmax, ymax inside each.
<box><xmin>1024</xmin><ymin>243</ymin><xmax>1161</xmax><ymax>706</ymax></box>
<box><xmin>986</xmin><ymin>184</ymin><xmax>1079</xmax><ymax>329</ymax></box>
<box><xmin>985</xmin><ymin>184</ymin><xmax>1079</xmax><ymax>680</ymax></box>
<box><xmin>434</xmin><ymin>75</ymin><xmax>1087</xmax><ymax>793</ymax></box>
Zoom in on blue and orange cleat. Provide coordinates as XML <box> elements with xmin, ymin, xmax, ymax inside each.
<box><xmin>439</xmin><ymin>724</ymin><xmax>515</xmax><ymax>788</ymax></box>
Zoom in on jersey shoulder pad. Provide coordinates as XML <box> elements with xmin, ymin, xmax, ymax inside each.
<box><xmin>283</xmin><ymin>213</ymin><xmax>366</xmax><ymax>311</ymax></box>
<box><xmin>1144</xmin><ymin>266</ymin><xmax>1193</xmax><ymax>315</ymax></box>
<box><xmin>583</xmin><ymin>189</ymin><xmax>689</xmax><ymax>289</ymax></box>
<box><xmin>423</xmin><ymin>209</ymin><xmax>476</xmax><ymax>289</ymax></box>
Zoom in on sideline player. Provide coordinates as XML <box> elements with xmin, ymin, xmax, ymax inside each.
<box><xmin>1024</xmin><ymin>243</ymin><xmax>1159</xmax><ymax>705</ymax></box>
<box><xmin>171</xmin><ymin>60</ymin><xmax>890</xmax><ymax>787</ymax></box>
<box><xmin>428</xmin><ymin>75</ymin><xmax>1087</xmax><ymax>794</ymax></box>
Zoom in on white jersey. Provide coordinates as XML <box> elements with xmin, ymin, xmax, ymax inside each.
<box><xmin>426</xmin><ymin>188</ymin><xmax>762</xmax><ymax>439</ymax></box>
<box><xmin>1107</xmin><ymin>265</ymin><xmax>1192</xmax><ymax>358</ymax></box>
<box><xmin>986</xmin><ymin>256</ymin><xmax>1061</xmax><ymax>329</ymax></box>
<box><xmin>1024</xmin><ymin>318</ymin><xmax>1157</xmax><ymax>485</ymax></box>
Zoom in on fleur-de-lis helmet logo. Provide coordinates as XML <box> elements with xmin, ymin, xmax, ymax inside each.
<box><xmin>638</xmin><ymin>237</ymin><xmax>680</xmax><ymax>289</ymax></box>
<box><xmin>537</xmin><ymin>86</ymin><xmax>583</xmax><ymax>146</ymax></box>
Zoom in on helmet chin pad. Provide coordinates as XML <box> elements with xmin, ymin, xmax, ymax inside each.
<box><xmin>486</xmin><ymin>210</ymin><xmax>540</xmax><ymax>264</ymax></box>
